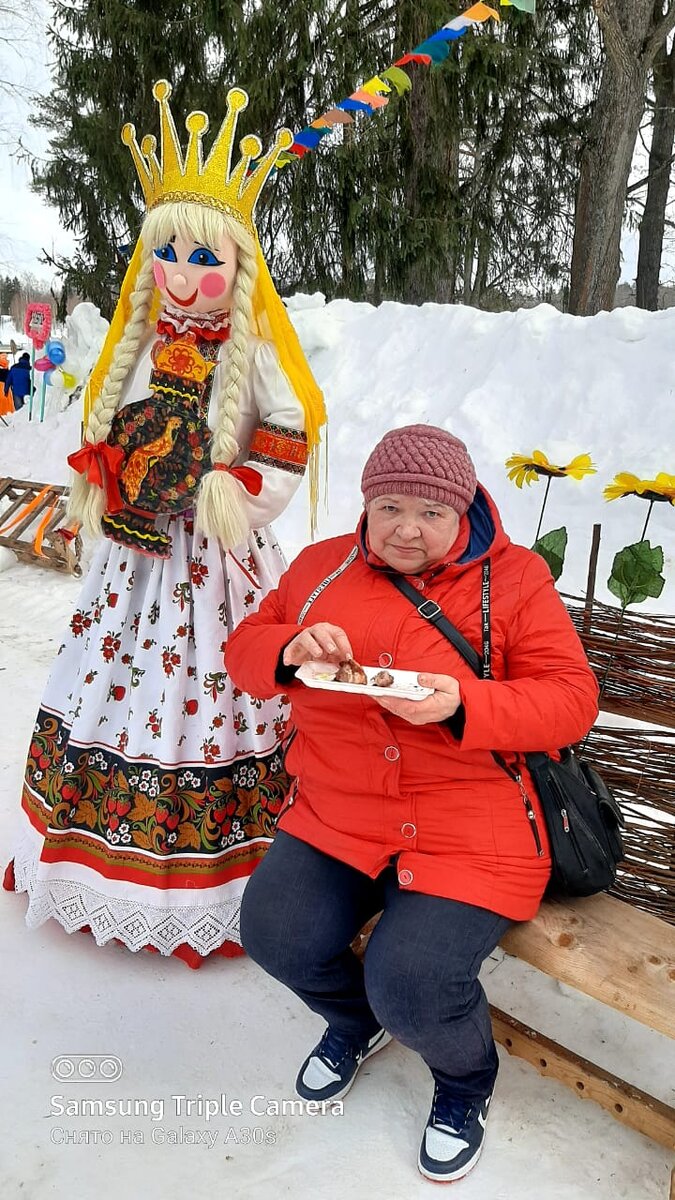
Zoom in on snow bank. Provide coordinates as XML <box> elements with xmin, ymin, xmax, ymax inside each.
<box><xmin>1</xmin><ymin>298</ymin><xmax>673</xmax><ymax>607</ymax></box>
<box><xmin>1</xmin><ymin>297</ymin><xmax>674</xmax><ymax>1198</ymax></box>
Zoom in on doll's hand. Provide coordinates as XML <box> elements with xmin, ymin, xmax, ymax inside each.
<box><xmin>373</xmin><ymin>672</ymin><xmax>462</xmax><ymax>725</ymax></box>
<box><xmin>283</xmin><ymin>623</ymin><xmax>353</xmax><ymax>668</ymax></box>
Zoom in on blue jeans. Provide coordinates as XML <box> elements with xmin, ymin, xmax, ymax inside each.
<box><xmin>240</xmin><ymin>831</ymin><xmax>512</xmax><ymax>1103</ymax></box>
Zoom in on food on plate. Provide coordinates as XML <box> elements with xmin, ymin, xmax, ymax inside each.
<box><xmin>371</xmin><ymin>670</ymin><xmax>395</xmax><ymax>688</ymax></box>
<box><xmin>334</xmin><ymin>658</ymin><xmax>368</xmax><ymax>685</ymax></box>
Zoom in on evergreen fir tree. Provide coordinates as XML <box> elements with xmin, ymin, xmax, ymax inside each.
<box><xmin>32</xmin><ymin>0</ymin><xmax>243</xmax><ymax>316</ymax></box>
<box><xmin>33</xmin><ymin>0</ymin><xmax>598</xmax><ymax>311</ymax></box>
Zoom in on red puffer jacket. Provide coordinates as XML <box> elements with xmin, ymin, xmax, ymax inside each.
<box><xmin>226</xmin><ymin>486</ymin><xmax>599</xmax><ymax>920</ymax></box>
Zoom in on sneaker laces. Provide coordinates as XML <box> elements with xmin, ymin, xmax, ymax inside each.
<box><xmin>316</xmin><ymin>1027</ymin><xmax>364</xmax><ymax>1071</ymax></box>
<box><xmin>431</xmin><ymin>1086</ymin><xmax>476</xmax><ymax>1134</ymax></box>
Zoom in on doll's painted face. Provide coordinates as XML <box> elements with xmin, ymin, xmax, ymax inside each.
<box><xmin>152</xmin><ymin>232</ymin><xmax>239</xmax><ymax>315</ymax></box>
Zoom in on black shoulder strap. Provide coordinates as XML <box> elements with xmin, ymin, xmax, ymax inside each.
<box><xmin>389</xmin><ymin>560</ymin><xmax>522</xmax><ymax>783</ymax></box>
<box><xmin>389</xmin><ymin>560</ymin><xmax>491</xmax><ymax>681</ymax></box>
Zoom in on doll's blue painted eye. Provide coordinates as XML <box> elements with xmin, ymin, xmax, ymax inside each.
<box><xmin>154</xmin><ymin>244</ymin><xmax>177</xmax><ymax>262</ymax></box>
<box><xmin>188</xmin><ymin>247</ymin><xmax>223</xmax><ymax>267</ymax></box>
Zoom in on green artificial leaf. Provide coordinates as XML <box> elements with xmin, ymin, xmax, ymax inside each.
<box><xmin>607</xmin><ymin>541</ymin><xmax>665</xmax><ymax>608</ymax></box>
<box><xmin>532</xmin><ymin>526</ymin><xmax>567</xmax><ymax>581</ymax></box>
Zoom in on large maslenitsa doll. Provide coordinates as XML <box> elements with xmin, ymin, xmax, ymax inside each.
<box><xmin>5</xmin><ymin>81</ymin><xmax>326</xmax><ymax>967</ymax></box>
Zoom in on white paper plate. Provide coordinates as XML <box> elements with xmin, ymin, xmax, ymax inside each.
<box><xmin>296</xmin><ymin>661</ymin><xmax>433</xmax><ymax>702</ymax></box>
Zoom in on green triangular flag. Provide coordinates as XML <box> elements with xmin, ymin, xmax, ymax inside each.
<box><xmin>381</xmin><ymin>67</ymin><xmax>412</xmax><ymax>96</ymax></box>
<box><xmin>500</xmin><ymin>0</ymin><xmax>536</xmax><ymax>12</ymax></box>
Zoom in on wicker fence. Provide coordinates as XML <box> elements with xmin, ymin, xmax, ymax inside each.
<box><xmin>564</xmin><ymin>595</ymin><xmax>675</xmax><ymax>925</ymax></box>
<box><xmin>564</xmin><ymin>594</ymin><xmax>675</xmax><ymax>727</ymax></box>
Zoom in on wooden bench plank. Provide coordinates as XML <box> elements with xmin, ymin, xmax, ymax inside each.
<box><xmin>500</xmin><ymin>893</ymin><xmax>675</xmax><ymax>1040</ymax></box>
<box><xmin>491</xmin><ymin>1006</ymin><xmax>675</xmax><ymax>1151</ymax></box>
<box><xmin>487</xmin><ymin>1008</ymin><xmax>672</xmax><ymax>1156</ymax></box>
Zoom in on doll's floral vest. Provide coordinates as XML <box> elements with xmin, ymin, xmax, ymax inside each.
<box><xmin>100</xmin><ymin>309</ymin><xmax>229</xmax><ymax>558</ymax></box>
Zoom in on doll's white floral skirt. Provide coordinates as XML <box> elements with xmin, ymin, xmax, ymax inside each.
<box><xmin>9</xmin><ymin>513</ymin><xmax>291</xmax><ymax>964</ymax></box>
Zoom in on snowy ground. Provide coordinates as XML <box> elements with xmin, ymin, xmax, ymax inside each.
<box><xmin>1</xmin><ymin>299</ymin><xmax>674</xmax><ymax>1197</ymax></box>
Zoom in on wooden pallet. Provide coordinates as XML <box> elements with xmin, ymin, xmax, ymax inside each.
<box><xmin>0</xmin><ymin>477</ymin><xmax>82</xmax><ymax>576</ymax></box>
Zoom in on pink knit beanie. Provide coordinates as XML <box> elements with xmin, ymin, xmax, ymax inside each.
<box><xmin>361</xmin><ymin>425</ymin><xmax>477</xmax><ymax>516</ymax></box>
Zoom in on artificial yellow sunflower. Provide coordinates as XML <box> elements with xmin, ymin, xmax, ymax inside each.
<box><xmin>505</xmin><ymin>450</ymin><xmax>596</xmax><ymax>489</ymax></box>
<box><xmin>603</xmin><ymin>472</ymin><xmax>675</xmax><ymax>504</ymax></box>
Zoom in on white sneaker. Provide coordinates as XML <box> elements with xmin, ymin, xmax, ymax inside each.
<box><xmin>295</xmin><ymin>1026</ymin><xmax>392</xmax><ymax>1103</ymax></box>
<box><xmin>418</xmin><ymin>1086</ymin><xmax>492</xmax><ymax>1182</ymax></box>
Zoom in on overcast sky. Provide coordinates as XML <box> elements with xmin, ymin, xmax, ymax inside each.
<box><xmin>0</xmin><ymin>0</ymin><xmax>76</xmax><ymax>284</ymax></box>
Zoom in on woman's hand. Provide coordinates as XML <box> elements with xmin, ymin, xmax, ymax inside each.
<box><xmin>282</xmin><ymin>623</ymin><xmax>353</xmax><ymax>668</ymax></box>
<box><xmin>373</xmin><ymin>672</ymin><xmax>462</xmax><ymax>725</ymax></box>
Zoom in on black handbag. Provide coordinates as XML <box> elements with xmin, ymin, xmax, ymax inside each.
<box><xmin>390</xmin><ymin>563</ymin><xmax>625</xmax><ymax>898</ymax></box>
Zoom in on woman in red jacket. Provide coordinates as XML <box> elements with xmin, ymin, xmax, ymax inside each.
<box><xmin>226</xmin><ymin>424</ymin><xmax>599</xmax><ymax>1184</ymax></box>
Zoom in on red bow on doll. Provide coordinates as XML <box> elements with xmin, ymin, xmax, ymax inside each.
<box><xmin>214</xmin><ymin>463</ymin><xmax>263</xmax><ymax>496</ymax></box>
<box><xmin>67</xmin><ymin>442</ymin><xmax>125</xmax><ymax>513</ymax></box>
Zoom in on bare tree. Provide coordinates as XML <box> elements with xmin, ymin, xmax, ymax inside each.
<box><xmin>0</xmin><ymin>0</ymin><xmax>42</xmax><ymax>146</ymax></box>
<box><xmin>634</xmin><ymin>35</ymin><xmax>675</xmax><ymax>308</ymax></box>
<box><xmin>7</xmin><ymin>270</ymin><xmax>52</xmax><ymax>329</ymax></box>
<box><xmin>569</xmin><ymin>0</ymin><xmax>675</xmax><ymax>315</ymax></box>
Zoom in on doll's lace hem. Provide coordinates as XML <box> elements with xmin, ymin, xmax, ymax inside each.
<box><xmin>12</xmin><ymin>830</ymin><xmax>242</xmax><ymax>956</ymax></box>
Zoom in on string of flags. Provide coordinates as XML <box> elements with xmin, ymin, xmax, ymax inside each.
<box><xmin>267</xmin><ymin>0</ymin><xmax>536</xmax><ymax>174</ymax></box>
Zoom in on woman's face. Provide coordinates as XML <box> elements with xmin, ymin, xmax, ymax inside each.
<box><xmin>367</xmin><ymin>493</ymin><xmax>461</xmax><ymax>573</ymax></box>
<box><xmin>152</xmin><ymin>232</ymin><xmax>239</xmax><ymax>315</ymax></box>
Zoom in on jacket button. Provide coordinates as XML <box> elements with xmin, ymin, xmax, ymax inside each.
<box><xmin>414</xmin><ymin>579</ymin><xmax>425</xmax><ymax>591</ymax></box>
<box><xmin>378</xmin><ymin>652</ymin><xmax>393</xmax><ymax>668</ymax></box>
<box><xmin>384</xmin><ymin>745</ymin><xmax>400</xmax><ymax>762</ymax></box>
<box><xmin>398</xmin><ymin>869</ymin><xmax>414</xmax><ymax>886</ymax></box>
<box><xmin>401</xmin><ymin>822</ymin><xmax>416</xmax><ymax>838</ymax></box>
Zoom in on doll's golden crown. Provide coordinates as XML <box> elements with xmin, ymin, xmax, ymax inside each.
<box><xmin>121</xmin><ymin>80</ymin><xmax>293</xmax><ymax>235</ymax></box>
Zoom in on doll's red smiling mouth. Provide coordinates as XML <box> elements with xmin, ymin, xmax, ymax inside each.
<box><xmin>166</xmin><ymin>286</ymin><xmax>199</xmax><ymax>307</ymax></box>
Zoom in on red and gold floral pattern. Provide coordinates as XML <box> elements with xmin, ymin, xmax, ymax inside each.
<box><xmin>22</xmin><ymin>709</ymin><xmax>292</xmax><ymax>887</ymax></box>
<box><xmin>249</xmin><ymin>421</ymin><xmax>308</xmax><ymax>475</ymax></box>
<box><xmin>101</xmin><ymin>325</ymin><xmax>221</xmax><ymax>557</ymax></box>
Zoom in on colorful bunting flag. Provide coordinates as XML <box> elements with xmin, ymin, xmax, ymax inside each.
<box><xmin>427</xmin><ymin>28</ymin><xmax>471</xmax><ymax>42</ymax></box>
<box><xmin>410</xmin><ymin>40</ymin><xmax>455</xmax><ymax>65</ymax></box>
<box><xmin>351</xmin><ymin>88</ymin><xmax>389</xmax><ymax>109</ymax></box>
<box><xmin>381</xmin><ymin>67</ymin><xmax>412</xmax><ymax>96</ymax></box>
<box><xmin>251</xmin><ymin>2</ymin><xmax>532</xmax><ymax>175</ymax></box>
<box><xmin>395</xmin><ymin>52</ymin><xmax>433</xmax><ymax>67</ymax></box>
<box><xmin>337</xmin><ymin>97</ymin><xmax>376</xmax><ymax>114</ymax></box>
<box><xmin>292</xmin><ymin>128</ymin><xmax>328</xmax><ymax>150</ymax></box>
<box><xmin>319</xmin><ymin>109</ymin><xmax>355</xmax><ymax>126</ymax></box>
<box><xmin>361</xmin><ymin>77</ymin><xmax>392</xmax><ymax>95</ymax></box>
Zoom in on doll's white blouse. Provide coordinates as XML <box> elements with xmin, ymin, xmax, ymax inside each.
<box><xmin>117</xmin><ymin>333</ymin><xmax>307</xmax><ymax>529</ymax></box>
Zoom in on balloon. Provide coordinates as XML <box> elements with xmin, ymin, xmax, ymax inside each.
<box><xmin>34</xmin><ymin>356</ymin><xmax>53</xmax><ymax>371</ymax></box>
<box><xmin>45</xmin><ymin>339</ymin><xmax>66</xmax><ymax>365</ymax></box>
<box><xmin>45</xmin><ymin>369</ymin><xmax>55</xmax><ymax>386</ymax></box>
<box><xmin>60</xmin><ymin>370</ymin><xmax>77</xmax><ymax>390</ymax></box>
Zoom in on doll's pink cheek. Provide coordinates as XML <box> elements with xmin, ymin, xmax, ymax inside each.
<box><xmin>199</xmin><ymin>271</ymin><xmax>228</xmax><ymax>299</ymax></box>
<box><xmin>153</xmin><ymin>261</ymin><xmax>166</xmax><ymax>288</ymax></box>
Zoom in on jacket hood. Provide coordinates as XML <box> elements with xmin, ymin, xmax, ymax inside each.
<box><xmin>358</xmin><ymin>482</ymin><xmax>510</xmax><ymax>578</ymax></box>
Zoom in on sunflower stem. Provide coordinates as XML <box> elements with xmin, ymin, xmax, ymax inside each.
<box><xmin>638</xmin><ymin>500</ymin><xmax>654</xmax><ymax>543</ymax></box>
<box><xmin>534</xmin><ymin>476</ymin><xmax>552</xmax><ymax>543</ymax></box>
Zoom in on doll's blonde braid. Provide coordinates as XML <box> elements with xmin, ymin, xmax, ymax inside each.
<box><xmin>194</xmin><ymin>238</ymin><xmax>257</xmax><ymax>548</ymax></box>
<box><xmin>67</xmin><ymin>255</ymin><xmax>157</xmax><ymax>535</ymax></box>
